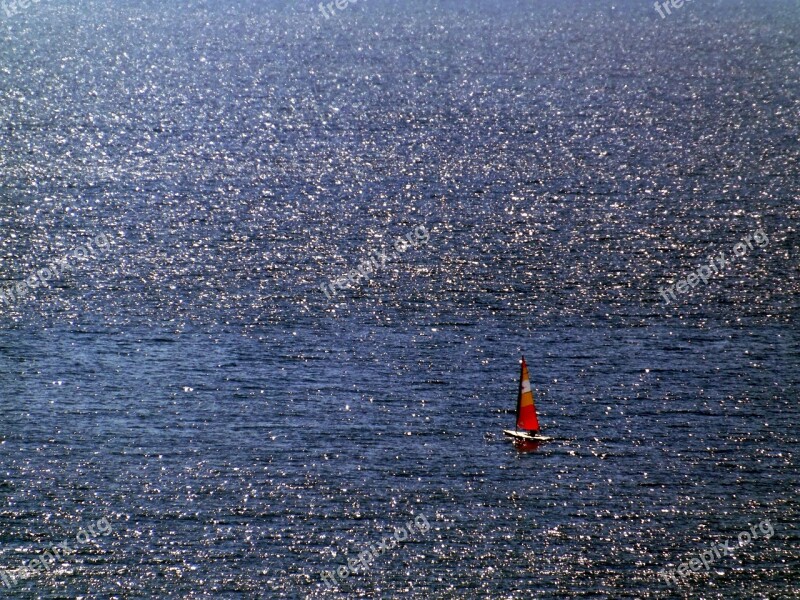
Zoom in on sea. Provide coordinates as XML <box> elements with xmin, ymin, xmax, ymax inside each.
<box><xmin>0</xmin><ymin>0</ymin><xmax>798</xmax><ymax>597</ymax></box>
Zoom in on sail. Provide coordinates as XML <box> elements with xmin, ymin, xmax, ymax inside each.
<box><xmin>516</xmin><ymin>357</ymin><xmax>540</xmax><ymax>431</ymax></box>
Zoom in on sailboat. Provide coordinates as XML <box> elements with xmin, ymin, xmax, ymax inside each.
<box><xmin>503</xmin><ymin>356</ymin><xmax>552</xmax><ymax>442</ymax></box>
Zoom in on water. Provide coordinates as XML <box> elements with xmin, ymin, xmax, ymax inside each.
<box><xmin>0</xmin><ymin>0</ymin><xmax>798</xmax><ymax>597</ymax></box>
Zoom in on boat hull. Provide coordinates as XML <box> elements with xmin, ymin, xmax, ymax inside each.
<box><xmin>503</xmin><ymin>429</ymin><xmax>552</xmax><ymax>442</ymax></box>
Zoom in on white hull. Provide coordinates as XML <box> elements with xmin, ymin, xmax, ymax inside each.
<box><xmin>503</xmin><ymin>429</ymin><xmax>552</xmax><ymax>442</ymax></box>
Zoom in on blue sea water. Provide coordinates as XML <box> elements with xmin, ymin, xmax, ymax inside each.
<box><xmin>0</xmin><ymin>0</ymin><xmax>798</xmax><ymax>597</ymax></box>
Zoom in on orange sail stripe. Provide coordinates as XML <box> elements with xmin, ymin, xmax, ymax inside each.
<box><xmin>516</xmin><ymin>358</ymin><xmax>540</xmax><ymax>431</ymax></box>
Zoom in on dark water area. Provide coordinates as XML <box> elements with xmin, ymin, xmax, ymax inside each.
<box><xmin>0</xmin><ymin>0</ymin><xmax>798</xmax><ymax>597</ymax></box>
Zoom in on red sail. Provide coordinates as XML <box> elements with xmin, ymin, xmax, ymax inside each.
<box><xmin>516</xmin><ymin>357</ymin><xmax>540</xmax><ymax>432</ymax></box>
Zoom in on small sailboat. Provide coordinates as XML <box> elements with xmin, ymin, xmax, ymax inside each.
<box><xmin>503</xmin><ymin>356</ymin><xmax>552</xmax><ymax>443</ymax></box>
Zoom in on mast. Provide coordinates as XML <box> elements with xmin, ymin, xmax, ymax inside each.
<box><xmin>515</xmin><ymin>356</ymin><xmax>524</xmax><ymax>431</ymax></box>
<box><xmin>516</xmin><ymin>356</ymin><xmax>540</xmax><ymax>432</ymax></box>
